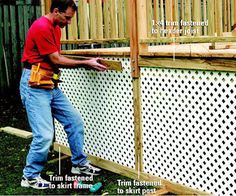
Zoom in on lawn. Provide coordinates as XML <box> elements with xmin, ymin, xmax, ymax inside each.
<box><xmin>0</xmin><ymin>94</ymin><xmax>157</xmax><ymax>195</ymax></box>
<box><xmin>0</xmin><ymin>132</ymin><xmax>141</xmax><ymax>195</ymax></box>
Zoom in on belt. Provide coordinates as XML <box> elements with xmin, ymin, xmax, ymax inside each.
<box><xmin>23</xmin><ymin>62</ymin><xmax>53</xmax><ymax>71</ymax></box>
<box><xmin>23</xmin><ymin>62</ymin><xmax>32</xmax><ymax>69</ymax></box>
<box><xmin>24</xmin><ymin>62</ymin><xmax>62</xmax><ymax>84</ymax></box>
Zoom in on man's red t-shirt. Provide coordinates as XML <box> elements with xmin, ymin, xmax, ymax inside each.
<box><xmin>22</xmin><ymin>16</ymin><xmax>61</xmax><ymax>69</ymax></box>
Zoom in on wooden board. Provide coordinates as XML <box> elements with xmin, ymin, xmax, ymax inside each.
<box><xmin>145</xmin><ymin>188</ymin><xmax>169</xmax><ymax>196</ymax></box>
<box><xmin>0</xmin><ymin>126</ymin><xmax>32</xmax><ymax>139</ymax></box>
<box><xmin>47</xmin><ymin>155</ymin><xmax>69</xmax><ymax>164</ymax></box>
<box><xmin>141</xmin><ymin>44</ymin><xmax>236</xmax><ymax>58</ymax></box>
<box><xmin>61</xmin><ymin>47</ymin><xmax>130</xmax><ymax>56</ymax></box>
<box><xmin>64</xmin><ymin>55</ymin><xmax>123</xmax><ymax>71</ymax></box>
<box><xmin>209</xmin><ymin>42</ymin><xmax>236</xmax><ymax>49</ymax></box>
<box><xmin>53</xmin><ymin>142</ymin><xmax>211</xmax><ymax>196</ymax></box>
<box><xmin>61</xmin><ymin>43</ymin><xmax>236</xmax><ymax>59</ymax></box>
<box><xmin>139</xmin><ymin>57</ymin><xmax>236</xmax><ymax>72</ymax></box>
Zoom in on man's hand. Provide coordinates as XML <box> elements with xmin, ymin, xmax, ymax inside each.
<box><xmin>48</xmin><ymin>52</ymin><xmax>107</xmax><ymax>71</ymax></box>
<box><xmin>85</xmin><ymin>58</ymin><xmax>107</xmax><ymax>71</ymax></box>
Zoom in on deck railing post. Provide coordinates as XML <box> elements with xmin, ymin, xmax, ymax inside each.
<box><xmin>129</xmin><ymin>0</ymin><xmax>143</xmax><ymax>174</ymax></box>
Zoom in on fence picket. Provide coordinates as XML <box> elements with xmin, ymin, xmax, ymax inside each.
<box><xmin>0</xmin><ymin>0</ymin><xmax>41</xmax><ymax>95</ymax></box>
<box><xmin>208</xmin><ymin>0</ymin><xmax>215</xmax><ymax>36</ymax></box>
<box><xmin>68</xmin><ymin>11</ymin><xmax>78</xmax><ymax>40</ymax></box>
<box><xmin>234</xmin><ymin>0</ymin><xmax>236</xmax><ymax>26</ymax></box>
<box><xmin>124</xmin><ymin>0</ymin><xmax>129</xmax><ymax>38</ymax></box>
<box><xmin>3</xmin><ymin>4</ymin><xmax>11</xmax><ymax>87</ymax></box>
<box><xmin>103</xmin><ymin>0</ymin><xmax>110</xmax><ymax>38</ymax></box>
<box><xmin>89</xmin><ymin>0</ymin><xmax>97</xmax><ymax>39</ymax></box>
<box><xmin>96</xmin><ymin>0</ymin><xmax>103</xmax><ymax>39</ymax></box>
<box><xmin>146</xmin><ymin>0</ymin><xmax>153</xmax><ymax>38</ymax></box>
<box><xmin>0</xmin><ymin>5</ymin><xmax>4</xmax><ymax>94</ymax></box>
<box><xmin>193</xmin><ymin>0</ymin><xmax>201</xmax><ymax>36</ymax></box>
<box><xmin>110</xmin><ymin>0</ymin><xmax>118</xmax><ymax>38</ymax></box>
<box><xmin>10</xmin><ymin>5</ymin><xmax>18</xmax><ymax>85</ymax></box>
<box><xmin>203</xmin><ymin>0</ymin><xmax>207</xmax><ymax>35</ymax></box>
<box><xmin>118</xmin><ymin>0</ymin><xmax>124</xmax><ymax>38</ymax></box>
<box><xmin>160</xmin><ymin>0</ymin><xmax>164</xmax><ymax>37</ymax></box>
<box><xmin>227</xmin><ymin>0</ymin><xmax>231</xmax><ymax>32</ymax></box>
<box><xmin>153</xmin><ymin>0</ymin><xmax>160</xmax><ymax>38</ymax></box>
<box><xmin>216</xmin><ymin>0</ymin><xmax>223</xmax><ymax>36</ymax></box>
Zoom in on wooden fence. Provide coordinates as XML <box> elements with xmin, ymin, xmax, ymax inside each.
<box><xmin>0</xmin><ymin>0</ymin><xmax>41</xmax><ymax>95</ymax></box>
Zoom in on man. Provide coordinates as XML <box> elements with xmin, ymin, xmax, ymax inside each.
<box><xmin>20</xmin><ymin>0</ymin><xmax>106</xmax><ymax>189</ymax></box>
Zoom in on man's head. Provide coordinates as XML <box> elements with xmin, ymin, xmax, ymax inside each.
<box><xmin>50</xmin><ymin>0</ymin><xmax>77</xmax><ymax>28</ymax></box>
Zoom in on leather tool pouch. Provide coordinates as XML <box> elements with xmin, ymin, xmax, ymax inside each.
<box><xmin>28</xmin><ymin>63</ymin><xmax>54</xmax><ymax>89</ymax></box>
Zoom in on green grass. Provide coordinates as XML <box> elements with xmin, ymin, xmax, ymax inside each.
<box><xmin>0</xmin><ymin>96</ymin><xmax>161</xmax><ymax>195</ymax></box>
<box><xmin>0</xmin><ymin>133</ymin><xmax>158</xmax><ymax>195</ymax></box>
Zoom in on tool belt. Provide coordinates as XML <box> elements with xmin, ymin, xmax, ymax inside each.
<box><xmin>27</xmin><ymin>63</ymin><xmax>61</xmax><ymax>89</ymax></box>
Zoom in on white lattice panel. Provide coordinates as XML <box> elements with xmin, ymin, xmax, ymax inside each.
<box><xmin>141</xmin><ymin>68</ymin><xmax>236</xmax><ymax>196</ymax></box>
<box><xmin>55</xmin><ymin>57</ymin><xmax>135</xmax><ymax>168</ymax></box>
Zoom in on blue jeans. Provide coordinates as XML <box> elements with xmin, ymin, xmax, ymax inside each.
<box><xmin>20</xmin><ymin>69</ymin><xmax>88</xmax><ymax>178</ymax></box>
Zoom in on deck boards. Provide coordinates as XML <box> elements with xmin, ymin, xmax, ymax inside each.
<box><xmin>61</xmin><ymin>44</ymin><xmax>236</xmax><ymax>58</ymax></box>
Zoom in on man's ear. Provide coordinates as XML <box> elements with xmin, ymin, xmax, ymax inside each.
<box><xmin>53</xmin><ymin>8</ymin><xmax>59</xmax><ymax>14</ymax></box>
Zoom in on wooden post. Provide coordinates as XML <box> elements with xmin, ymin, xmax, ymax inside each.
<box><xmin>130</xmin><ymin>0</ymin><xmax>140</xmax><ymax>78</ymax></box>
<box><xmin>129</xmin><ymin>0</ymin><xmax>143</xmax><ymax>174</ymax></box>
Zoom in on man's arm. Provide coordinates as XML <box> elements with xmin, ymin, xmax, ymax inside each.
<box><xmin>48</xmin><ymin>51</ymin><xmax>107</xmax><ymax>71</ymax></box>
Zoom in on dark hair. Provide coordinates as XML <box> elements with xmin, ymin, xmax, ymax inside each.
<box><xmin>50</xmin><ymin>0</ymin><xmax>77</xmax><ymax>13</ymax></box>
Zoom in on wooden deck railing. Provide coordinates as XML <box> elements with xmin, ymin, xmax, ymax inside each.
<box><xmin>147</xmin><ymin>0</ymin><xmax>234</xmax><ymax>37</ymax></box>
<box><xmin>42</xmin><ymin>0</ymin><xmax>236</xmax><ymax>45</ymax></box>
<box><xmin>42</xmin><ymin>0</ymin><xmax>130</xmax><ymax>44</ymax></box>
<box><xmin>140</xmin><ymin>0</ymin><xmax>236</xmax><ymax>45</ymax></box>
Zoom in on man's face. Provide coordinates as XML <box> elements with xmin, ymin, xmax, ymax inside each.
<box><xmin>56</xmin><ymin>7</ymin><xmax>75</xmax><ymax>28</ymax></box>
